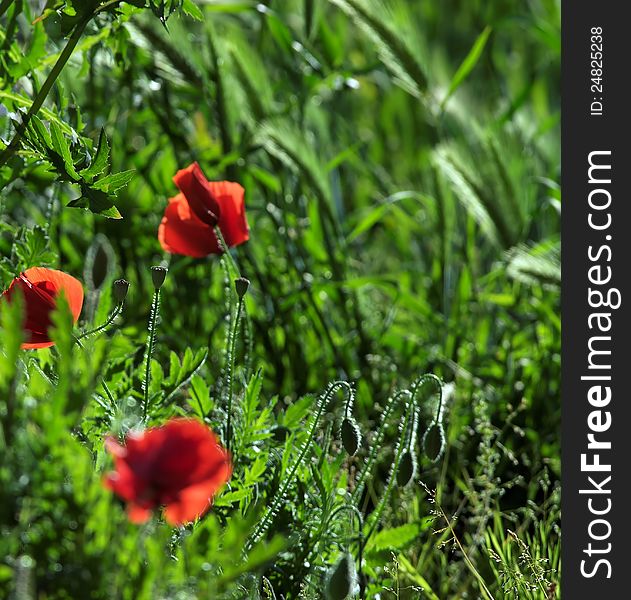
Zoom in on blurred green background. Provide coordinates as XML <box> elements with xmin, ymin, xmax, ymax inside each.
<box><xmin>1</xmin><ymin>0</ymin><xmax>560</xmax><ymax>598</ymax></box>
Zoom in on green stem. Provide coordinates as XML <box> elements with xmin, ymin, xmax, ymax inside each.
<box><xmin>0</xmin><ymin>11</ymin><xmax>92</xmax><ymax>167</ymax></box>
<box><xmin>214</xmin><ymin>225</ymin><xmax>241</xmax><ymax>278</ymax></box>
<box><xmin>142</xmin><ymin>290</ymin><xmax>160</xmax><ymax>420</ymax></box>
<box><xmin>76</xmin><ymin>302</ymin><xmax>123</xmax><ymax>340</ymax></box>
<box><xmin>225</xmin><ymin>296</ymin><xmax>243</xmax><ymax>454</ymax></box>
<box><xmin>364</xmin><ymin>398</ymin><xmax>416</xmax><ymax>543</ymax></box>
<box><xmin>360</xmin><ymin>375</ymin><xmax>442</xmax><ymax>542</ymax></box>
<box><xmin>245</xmin><ymin>381</ymin><xmax>353</xmax><ymax>552</ymax></box>
<box><xmin>437</xmin><ymin>502</ymin><xmax>496</xmax><ymax>600</ymax></box>
<box><xmin>350</xmin><ymin>389</ymin><xmax>411</xmax><ymax>505</ymax></box>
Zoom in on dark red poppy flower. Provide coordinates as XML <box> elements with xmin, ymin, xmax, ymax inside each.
<box><xmin>0</xmin><ymin>267</ymin><xmax>84</xmax><ymax>349</ymax></box>
<box><xmin>158</xmin><ymin>162</ymin><xmax>249</xmax><ymax>257</ymax></box>
<box><xmin>104</xmin><ymin>418</ymin><xmax>232</xmax><ymax>525</ymax></box>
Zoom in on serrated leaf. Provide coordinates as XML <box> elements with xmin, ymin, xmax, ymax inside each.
<box><xmin>188</xmin><ymin>374</ymin><xmax>213</xmax><ymax>418</ymax></box>
<box><xmin>74</xmin><ymin>184</ymin><xmax>123</xmax><ymax>219</ymax></box>
<box><xmin>81</xmin><ymin>128</ymin><xmax>110</xmax><ymax>181</ymax></box>
<box><xmin>50</xmin><ymin>121</ymin><xmax>80</xmax><ymax>180</ymax></box>
<box><xmin>92</xmin><ymin>170</ymin><xmax>136</xmax><ymax>194</ymax></box>
<box><xmin>27</xmin><ymin>115</ymin><xmax>52</xmax><ymax>152</ymax></box>
<box><xmin>163</xmin><ymin>348</ymin><xmax>208</xmax><ymax>404</ymax></box>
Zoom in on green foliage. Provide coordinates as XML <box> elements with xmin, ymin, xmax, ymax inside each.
<box><xmin>1</xmin><ymin>0</ymin><xmax>560</xmax><ymax>598</ymax></box>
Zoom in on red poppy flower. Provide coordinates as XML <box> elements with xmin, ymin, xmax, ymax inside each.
<box><xmin>0</xmin><ymin>267</ymin><xmax>84</xmax><ymax>349</ymax></box>
<box><xmin>158</xmin><ymin>162</ymin><xmax>249</xmax><ymax>257</ymax></box>
<box><xmin>104</xmin><ymin>418</ymin><xmax>232</xmax><ymax>525</ymax></box>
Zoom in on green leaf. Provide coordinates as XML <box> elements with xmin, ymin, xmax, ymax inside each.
<box><xmin>182</xmin><ymin>0</ymin><xmax>204</xmax><ymax>20</ymax></box>
<box><xmin>28</xmin><ymin>115</ymin><xmax>52</xmax><ymax>151</ymax></box>
<box><xmin>163</xmin><ymin>348</ymin><xmax>208</xmax><ymax>404</ymax></box>
<box><xmin>73</xmin><ymin>185</ymin><xmax>123</xmax><ymax>219</ymax></box>
<box><xmin>442</xmin><ymin>26</ymin><xmax>492</xmax><ymax>108</ymax></box>
<box><xmin>50</xmin><ymin>121</ymin><xmax>80</xmax><ymax>180</ymax></box>
<box><xmin>188</xmin><ymin>374</ymin><xmax>213</xmax><ymax>418</ymax></box>
<box><xmin>365</xmin><ymin>522</ymin><xmax>422</xmax><ymax>552</ymax></box>
<box><xmin>92</xmin><ymin>170</ymin><xmax>136</xmax><ymax>194</ymax></box>
<box><xmin>81</xmin><ymin>128</ymin><xmax>110</xmax><ymax>181</ymax></box>
<box><xmin>0</xmin><ymin>90</ymin><xmax>75</xmax><ymax>136</ymax></box>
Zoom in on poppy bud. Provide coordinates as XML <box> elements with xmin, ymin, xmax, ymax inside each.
<box><xmin>150</xmin><ymin>266</ymin><xmax>167</xmax><ymax>290</ymax></box>
<box><xmin>325</xmin><ymin>553</ymin><xmax>357</xmax><ymax>600</ymax></box>
<box><xmin>397</xmin><ymin>450</ymin><xmax>416</xmax><ymax>487</ymax></box>
<box><xmin>235</xmin><ymin>277</ymin><xmax>250</xmax><ymax>299</ymax></box>
<box><xmin>423</xmin><ymin>422</ymin><xmax>445</xmax><ymax>463</ymax></box>
<box><xmin>113</xmin><ymin>279</ymin><xmax>130</xmax><ymax>303</ymax></box>
<box><xmin>340</xmin><ymin>417</ymin><xmax>361</xmax><ymax>456</ymax></box>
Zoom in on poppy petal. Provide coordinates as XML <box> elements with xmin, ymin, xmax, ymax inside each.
<box><xmin>163</xmin><ymin>476</ymin><xmax>229</xmax><ymax>525</ymax></box>
<box><xmin>0</xmin><ymin>268</ymin><xmax>83</xmax><ymax>349</ymax></box>
<box><xmin>23</xmin><ymin>267</ymin><xmax>84</xmax><ymax>323</ymax></box>
<box><xmin>128</xmin><ymin>504</ymin><xmax>153</xmax><ymax>524</ymax></box>
<box><xmin>173</xmin><ymin>162</ymin><xmax>221</xmax><ymax>225</ymax></box>
<box><xmin>103</xmin><ymin>418</ymin><xmax>231</xmax><ymax>525</ymax></box>
<box><xmin>208</xmin><ymin>181</ymin><xmax>249</xmax><ymax>248</ymax></box>
<box><xmin>158</xmin><ymin>194</ymin><xmax>221</xmax><ymax>257</ymax></box>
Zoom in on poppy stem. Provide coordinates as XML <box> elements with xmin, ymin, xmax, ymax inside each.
<box><xmin>213</xmin><ymin>226</ymin><xmax>241</xmax><ymax>279</ymax></box>
<box><xmin>362</xmin><ymin>375</ymin><xmax>442</xmax><ymax>545</ymax></box>
<box><xmin>76</xmin><ymin>302</ymin><xmax>123</xmax><ymax>341</ymax></box>
<box><xmin>142</xmin><ymin>289</ymin><xmax>161</xmax><ymax>420</ymax></box>
<box><xmin>245</xmin><ymin>381</ymin><xmax>354</xmax><ymax>552</ymax></box>
<box><xmin>225</xmin><ymin>295</ymin><xmax>244</xmax><ymax>454</ymax></box>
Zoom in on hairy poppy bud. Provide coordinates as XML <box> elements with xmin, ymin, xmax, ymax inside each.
<box><xmin>113</xmin><ymin>279</ymin><xmax>130</xmax><ymax>303</ymax></box>
<box><xmin>397</xmin><ymin>450</ymin><xmax>416</xmax><ymax>487</ymax></box>
<box><xmin>423</xmin><ymin>422</ymin><xmax>445</xmax><ymax>462</ymax></box>
<box><xmin>235</xmin><ymin>277</ymin><xmax>250</xmax><ymax>299</ymax></box>
<box><xmin>325</xmin><ymin>553</ymin><xmax>357</xmax><ymax>600</ymax></box>
<box><xmin>151</xmin><ymin>266</ymin><xmax>167</xmax><ymax>290</ymax></box>
<box><xmin>340</xmin><ymin>417</ymin><xmax>361</xmax><ymax>456</ymax></box>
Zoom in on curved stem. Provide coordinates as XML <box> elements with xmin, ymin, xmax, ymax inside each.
<box><xmin>76</xmin><ymin>302</ymin><xmax>123</xmax><ymax>340</ymax></box>
<box><xmin>245</xmin><ymin>381</ymin><xmax>353</xmax><ymax>552</ymax></box>
<box><xmin>359</xmin><ymin>375</ymin><xmax>442</xmax><ymax>542</ymax></box>
<box><xmin>350</xmin><ymin>389</ymin><xmax>411</xmax><ymax>505</ymax></box>
<box><xmin>364</xmin><ymin>398</ymin><xmax>416</xmax><ymax>543</ymax></box>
